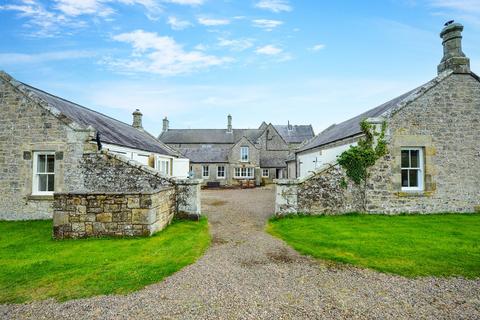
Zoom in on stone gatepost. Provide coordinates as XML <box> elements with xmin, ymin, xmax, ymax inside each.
<box><xmin>274</xmin><ymin>179</ymin><xmax>299</xmax><ymax>216</ymax></box>
<box><xmin>174</xmin><ymin>178</ymin><xmax>203</xmax><ymax>220</ymax></box>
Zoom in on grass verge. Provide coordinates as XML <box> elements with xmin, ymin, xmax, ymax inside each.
<box><xmin>0</xmin><ymin>217</ymin><xmax>210</xmax><ymax>303</ymax></box>
<box><xmin>267</xmin><ymin>213</ymin><xmax>480</xmax><ymax>278</ymax></box>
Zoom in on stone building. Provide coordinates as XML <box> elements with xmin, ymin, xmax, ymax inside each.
<box><xmin>276</xmin><ymin>22</ymin><xmax>480</xmax><ymax>214</ymax></box>
<box><xmin>0</xmin><ymin>72</ymin><xmax>195</xmax><ymax>225</ymax></box>
<box><xmin>158</xmin><ymin>116</ymin><xmax>314</xmax><ymax>186</ymax></box>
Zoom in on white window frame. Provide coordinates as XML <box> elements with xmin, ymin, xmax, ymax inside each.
<box><xmin>401</xmin><ymin>148</ymin><xmax>424</xmax><ymax>191</ymax></box>
<box><xmin>32</xmin><ymin>151</ymin><xmax>55</xmax><ymax>196</ymax></box>
<box><xmin>262</xmin><ymin>169</ymin><xmax>269</xmax><ymax>178</ymax></box>
<box><xmin>217</xmin><ymin>165</ymin><xmax>226</xmax><ymax>179</ymax></box>
<box><xmin>240</xmin><ymin>146</ymin><xmax>249</xmax><ymax>162</ymax></box>
<box><xmin>202</xmin><ymin>165</ymin><xmax>210</xmax><ymax>178</ymax></box>
<box><xmin>157</xmin><ymin>158</ymin><xmax>170</xmax><ymax>176</ymax></box>
<box><xmin>234</xmin><ymin>167</ymin><xmax>254</xmax><ymax>178</ymax></box>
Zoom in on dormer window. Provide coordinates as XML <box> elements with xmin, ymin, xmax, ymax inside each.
<box><xmin>240</xmin><ymin>147</ymin><xmax>249</xmax><ymax>162</ymax></box>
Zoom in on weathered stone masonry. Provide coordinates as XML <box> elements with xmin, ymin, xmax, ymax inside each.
<box><xmin>53</xmin><ymin>151</ymin><xmax>202</xmax><ymax>239</ymax></box>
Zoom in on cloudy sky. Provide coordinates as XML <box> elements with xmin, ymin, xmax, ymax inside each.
<box><xmin>1</xmin><ymin>0</ymin><xmax>479</xmax><ymax>136</ymax></box>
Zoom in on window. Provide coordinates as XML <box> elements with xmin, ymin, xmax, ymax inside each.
<box><xmin>401</xmin><ymin>148</ymin><xmax>424</xmax><ymax>191</ymax></box>
<box><xmin>262</xmin><ymin>169</ymin><xmax>269</xmax><ymax>178</ymax></box>
<box><xmin>157</xmin><ymin>159</ymin><xmax>170</xmax><ymax>175</ymax></box>
<box><xmin>234</xmin><ymin>167</ymin><xmax>254</xmax><ymax>178</ymax></box>
<box><xmin>217</xmin><ymin>166</ymin><xmax>225</xmax><ymax>179</ymax></box>
<box><xmin>33</xmin><ymin>152</ymin><xmax>55</xmax><ymax>195</ymax></box>
<box><xmin>240</xmin><ymin>146</ymin><xmax>249</xmax><ymax>162</ymax></box>
<box><xmin>202</xmin><ymin>165</ymin><xmax>209</xmax><ymax>178</ymax></box>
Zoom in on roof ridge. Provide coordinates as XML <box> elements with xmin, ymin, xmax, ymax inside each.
<box><xmin>20</xmin><ymin>82</ymin><xmax>139</xmax><ymax>131</ymax></box>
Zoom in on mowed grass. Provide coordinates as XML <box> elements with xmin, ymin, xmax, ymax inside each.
<box><xmin>267</xmin><ymin>214</ymin><xmax>480</xmax><ymax>278</ymax></box>
<box><xmin>0</xmin><ymin>218</ymin><xmax>210</xmax><ymax>304</ymax></box>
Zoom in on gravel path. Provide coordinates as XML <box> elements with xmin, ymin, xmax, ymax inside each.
<box><xmin>1</xmin><ymin>188</ymin><xmax>479</xmax><ymax>319</ymax></box>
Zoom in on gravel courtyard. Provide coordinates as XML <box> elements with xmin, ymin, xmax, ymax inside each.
<box><xmin>1</xmin><ymin>188</ymin><xmax>479</xmax><ymax>319</ymax></box>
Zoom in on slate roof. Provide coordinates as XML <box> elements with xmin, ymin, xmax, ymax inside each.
<box><xmin>159</xmin><ymin>125</ymin><xmax>314</xmax><ymax>145</ymax></box>
<box><xmin>260</xmin><ymin>153</ymin><xmax>289</xmax><ymax>168</ymax></box>
<box><xmin>296</xmin><ymin>82</ymin><xmax>429</xmax><ymax>153</ymax></box>
<box><xmin>179</xmin><ymin>147</ymin><xmax>229</xmax><ymax>163</ymax></box>
<box><xmin>274</xmin><ymin>125</ymin><xmax>315</xmax><ymax>144</ymax></box>
<box><xmin>18</xmin><ymin>82</ymin><xmax>178</xmax><ymax>156</ymax></box>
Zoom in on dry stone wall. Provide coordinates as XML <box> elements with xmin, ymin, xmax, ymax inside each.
<box><xmin>53</xmin><ymin>188</ymin><xmax>175</xmax><ymax>239</ymax></box>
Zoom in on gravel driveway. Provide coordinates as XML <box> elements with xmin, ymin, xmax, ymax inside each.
<box><xmin>1</xmin><ymin>188</ymin><xmax>479</xmax><ymax>319</ymax></box>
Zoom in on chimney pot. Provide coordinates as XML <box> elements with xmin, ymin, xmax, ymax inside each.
<box><xmin>227</xmin><ymin>114</ymin><xmax>232</xmax><ymax>133</ymax></box>
<box><xmin>438</xmin><ymin>21</ymin><xmax>470</xmax><ymax>74</ymax></box>
<box><xmin>162</xmin><ymin>116</ymin><xmax>169</xmax><ymax>132</ymax></box>
<box><xmin>132</xmin><ymin>109</ymin><xmax>143</xmax><ymax>129</ymax></box>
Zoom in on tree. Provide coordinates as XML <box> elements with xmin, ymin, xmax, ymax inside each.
<box><xmin>337</xmin><ymin>119</ymin><xmax>387</xmax><ymax>211</ymax></box>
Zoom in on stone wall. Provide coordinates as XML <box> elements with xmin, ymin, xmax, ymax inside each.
<box><xmin>0</xmin><ymin>72</ymin><xmax>94</xmax><ymax>220</ymax></box>
<box><xmin>276</xmin><ymin>72</ymin><xmax>480</xmax><ymax>215</ymax></box>
<box><xmin>53</xmin><ymin>187</ymin><xmax>176</xmax><ymax>239</ymax></box>
<box><xmin>275</xmin><ymin>164</ymin><xmax>362</xmax><ymax>215</ymax></box>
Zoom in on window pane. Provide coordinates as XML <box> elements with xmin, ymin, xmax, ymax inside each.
<box><xmin>37</xmin><ymin>155</ymin><xmax>46</xmax><ymax>173</ymax></box>
<box><xmin>410</xmin><ymin>150</ymin><xmax>419</xmax><ymax>168</ymax></box>
<box><xmin>47</xmin><ymin>155</ymin><xmax>55</xmax><ymax>173</ymax></box>
<box><xmin>409</xmin><ymin>170</ymin><xmax>418</xmax><ymax>187</ymax></box>
<box><xmin>47</xmin><ymin>174</ymin><xmax>55</xmax><ymax>191</ymax></box>
<box><xmin>401</xmin><ymin>170</ymin><xmax>409</xmax><ymax>187</ymax></box>
<box><xmin>38</xmin><ymin>174</ymin><xmax>47</xmax><ymax>191</ymax></box>
<box><xmin>401</xmin><ymin>150</ymin><xmax>409</xmax><ymax>168</ymax></box>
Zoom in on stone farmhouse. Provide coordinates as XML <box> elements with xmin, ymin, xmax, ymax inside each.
<box><xmin>0</xmin><ymin>72</ymin><xmax>198</xmax><ymax>235</ymax></box>
<box><xmin>158</xmin><ymin>115</ymin><xmax>314</xmax><ymax>186</ymax></box>
<box><xmin>276</xmin><ymin>22</ymin><xmax>480</xmax><ymax>214</ymax></box>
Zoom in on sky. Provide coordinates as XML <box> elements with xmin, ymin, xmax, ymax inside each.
<box><xmin>1</xmin><ymin>0</ymin><xmax>479</xmax><ymax>137</ymax></box>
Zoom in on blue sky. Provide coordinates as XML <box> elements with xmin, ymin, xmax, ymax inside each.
<box><xmin>1</xmin><ymin>0</ymin><xmax>479</xmax><ymax>136</ymax></box>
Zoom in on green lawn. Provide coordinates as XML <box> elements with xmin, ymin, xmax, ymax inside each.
<box><xmin>267</xmin><ymin>214</ymin><xmax>480</xmax><ymax>278</ymax></box>
<box><xmin>0</xmin><ymin>218</ymin><xmax>210</xmax><ymax>304</ymax></box>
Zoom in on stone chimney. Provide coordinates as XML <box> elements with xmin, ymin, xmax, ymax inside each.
<box><xmin>162</xmin><ymin>117</ymin><xmax>169</xmax><ymax>132</ymax></box>
<box><xmin>227</xmin><ymin>114</ymin><xmax>232</xmax><ymax>133</ymax></box>
<box><xmin>438</xmin><ymin>21</ymin><xmax>470</xmax><ymax>74</ymax></box>
<box><xmin>132</xmin><ymin>109</ymin><xmax>143</xmax><ymax>129</ymax></box>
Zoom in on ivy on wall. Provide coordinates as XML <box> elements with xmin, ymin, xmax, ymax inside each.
<box><xmin>337</xmin><ymin>119</ymin><xmax>387</xmax><ymax>210</ymax></box>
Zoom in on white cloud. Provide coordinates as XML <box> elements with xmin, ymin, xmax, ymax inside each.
<box><xmin>167</xmin><ymin>16</ymin><xmax>193</xmax><ymax>30</ymax></box>
<box><xmin>311</xmin><ymin>44</ymin><xmax>326</xmax><ymax>51</ymax></box>
<box><xmin>0</xmin><ymin>50</ymin><xmax>95</xmax><ymax>64</ymax></box>
<box><xmin>252</xmin><ymin>19</ymin><xmax>283</xmax><ymax>31</ymax></box>
<box><xmin>218</xmin><ymin>38</ymin><xmax>254</xmax><ymax>51</ymax></box>
<box><xmin>430</xmin><ymin>0</ymin><xmax>480</xmax><ymax>13</ymax></box>
<box><xmin>255</xmin><ymin>0</ymin><xmax>292</xmax><ymax>13</ymax></box>
<box><xmin>107</xmin><ymin>29</ymin><xmax>232</xmax><ymax>75</ymax></box>
<box><xmin>54</xmin><ymin>0</ymin><xmax>113</xmax><ymax>17</ymax></box>
<box><xmin>164</xmin><ymin>0</ymin><xmax>205</xmax><ymax>5</ymax></box>
<box><xmin>197</xmin><ymin>17</ymin><xmax>230</xmax><ymax>26</ymax></box>
<box><xmin>256</xmin><ymin>45</ymin><xmax>282</xmax><ymax>55</ymax></box>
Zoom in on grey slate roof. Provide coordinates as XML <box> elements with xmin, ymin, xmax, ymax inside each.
<box><xmin>179</xmin><ymin>147</ymin><xmax>229</xmax><ymax>163</ymax></box>
<box><xmin>159</xmin><ymin>125</ymin><xmax>314</xmax><ymax>145</ymax></box>
<box><xmin>158</xmin><ymin>129</ymin><xmax>263</xmax><ymax>144</ymax></box>
<box><xmin>274</xmin><ymin>125</ymin><xmax>315</xmax><ymax>144</ymax></box>
<box><xmin>260</xmin><ymin>153</ymin><xmax>289</xmax><ymax>168</ymax></box>
<box><xmin>20</xmin><ymin>83</ymin><xmax>178</xmax><ymax>156</ymax></box>
<box><xmin>296</xmin><ymin>84</ymin><xmax>426</xmax><ymax>153</ymax></box>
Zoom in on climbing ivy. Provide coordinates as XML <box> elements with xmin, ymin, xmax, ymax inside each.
<box><xmin>337</xmin><ymin>119</ymin><xmax>387</xmax><ymax>210</ymax></box>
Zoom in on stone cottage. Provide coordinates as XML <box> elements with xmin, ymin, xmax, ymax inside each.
<box><xmin>276</xmin><ymin>22</ymin><xmax>480</xmax><ymax>214</ymax></box>
<box><xmin>0</xmin><ymin>72</ymin><xmax>196</xmax><ymax>230</ymax></box>
<box><xmin>158</xmin><ymin>115</ymin><xmax>314</xmax><ymax>186</ymax></box>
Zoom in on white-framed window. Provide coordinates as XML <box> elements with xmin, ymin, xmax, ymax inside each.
<box><xmin>32</xmin><ymin>151</ymin><xmax>55</xmax><ymax>195</ymax></box>
<box><xmin>234</xmin><ymin>167</ymin><xmax>254</xmax><ymax>178</ymax></box>
<box><xmin>157</xmin><ymin>158</ymin><xmax>170</xmax><ymax>175</ymax></box>
<box><xmin>262</xmin><ymin>169</ymin><xmax>269</xmax><ymax>178</ymax></box>
<box><xmin>240</xmin><ymin>146</ymin><xmax>249</xmax><ymax>162</ymax></box>
<box><xmin>202</xmin><ymin>165</ymin><xmax>209</xmax><ymax>178</ymax></box>
<box><xmin>401</xmin><ymin>148</ymin><xmax>424</xmax><ymax>191</ymax></box>
<box><xmin>217</xmin><ymin>165</ymin><xmax>225</xmax><ymax>179</ymax></box>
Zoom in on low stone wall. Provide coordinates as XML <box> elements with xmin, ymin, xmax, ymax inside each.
<box><xmin>275</xmin><ymin>164</ymin><xmax>363</xmax><ymax>216</ymax></box>
<box><xmin>53</xmin><ymin>187</ymin><xmax>176</xmax><ymax>239</ymax></box>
